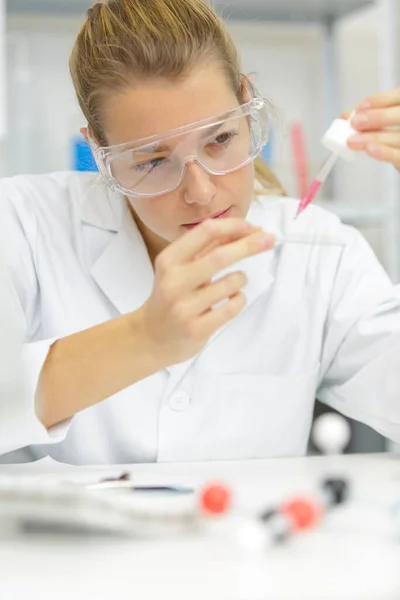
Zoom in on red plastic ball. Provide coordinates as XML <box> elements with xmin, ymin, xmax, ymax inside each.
<box><xmin>280</xmin><ymin>497</ymin><xmax>322</xmax><ymax>532</ymax></box>
<box><xmin>200</xmin><ymin>483</ymin><xmax>232</xmax><ymax>515</ymax></box>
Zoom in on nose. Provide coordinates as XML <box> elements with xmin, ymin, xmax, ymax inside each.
<box><xmin>181</xmin><ymin>161</ymin><xmax>217</xmax><ymax>205</ymax></box>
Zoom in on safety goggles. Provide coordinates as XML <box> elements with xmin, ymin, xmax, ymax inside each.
<box><xmin>90</xmin><ymin>93</ymin><xmax>270</xmax><ymax>198</ymax></box>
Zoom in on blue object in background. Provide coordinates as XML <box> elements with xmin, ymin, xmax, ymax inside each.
<box><xmin>73</xmin><ymin>137</ymin><xmax>98</xmax><ymax>172</ymax></box>
<box><xmin>260</xmin><ymin>124</ymin><xmax>274</xmax><ymax>165</ymax></box>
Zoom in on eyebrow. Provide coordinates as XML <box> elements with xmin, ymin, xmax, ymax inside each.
<box><xmin>136</xmin><ymin>122</ymin><xmax>225</xmax><ymax>155</ymax></box>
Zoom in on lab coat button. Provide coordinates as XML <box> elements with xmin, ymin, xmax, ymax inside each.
<box><xmin>169</xmin><ymin>391</ymin><xmax>191</xmax><ymax>411</ymax></box>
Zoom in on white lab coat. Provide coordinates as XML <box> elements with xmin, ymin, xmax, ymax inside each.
<box><xmin>0</xmin><ymin>171</ymin><xmax>399</xmax><ymax>464</ymax></box>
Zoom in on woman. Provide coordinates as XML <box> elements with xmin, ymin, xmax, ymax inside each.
<box><xmin>0</xmin><ymin>0</ymin><xmax>399</xmax><ymax>464</ymax></box>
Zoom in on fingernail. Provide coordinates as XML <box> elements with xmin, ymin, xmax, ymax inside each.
<box><xmin>258</xmin><ymin>233</ymin><xmax>274</xmax><ymax>248</ymax></box>
<box><xmin>358</xmin><ymin>101</ymin><xmax>371</xmax><ymax>110</ymax></box>
<box><xmin>348</xmin><ymin>134</ymin><xmax>366</xmax><ymax>147</ymax></box>
<box><xmin>352</xmin><ymin>113</ymin><xmax>369</xmax><ymax>127</ymax></box>
<box><xmin>367</xmin><ymin>143</ymin><xmax>382</xmax><ymax>157</ymax></box>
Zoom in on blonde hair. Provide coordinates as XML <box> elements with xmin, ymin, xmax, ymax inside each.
<box><xmin>70</xmin><ymin>0</ymin><xmax>285</xmax><ymax>197</ymax></box>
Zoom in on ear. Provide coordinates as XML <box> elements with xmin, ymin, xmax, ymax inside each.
<box><xmin>240</xmin><ymin>74</ymin><xmax>253</xmax><ymax>102</ymax></box>
<box><xmin>80</xmin><ymin>127</ymin><xmax>90</xmax><ymax>144</ymax></box>
<box><xmin>80</xmin><ymin>126</ymin><xmax>100</xmax><ymax>147</ymax></box>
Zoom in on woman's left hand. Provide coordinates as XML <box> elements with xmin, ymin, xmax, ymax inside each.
<box><xmin>343</xmin><ymin>87</ymin><xmax>400</xmax><ymax>173</ymax></box>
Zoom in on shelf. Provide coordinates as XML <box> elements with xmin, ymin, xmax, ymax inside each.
<box><xmin>7</xmin><ymin>0</ymin><xmax>375</xmax><ymax>21</ymax></box>
<box><xmin>215</xmin><ymin>0</ymin><xmax>375</xmax><ymax>22</ymax></box>
<box><xmin>7</xmin><ymin>0</ymin><xmax>91</xmax><ymax>15</ymax></box>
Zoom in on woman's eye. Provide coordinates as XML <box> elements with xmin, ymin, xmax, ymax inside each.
<box><xmin>211</xmin><ymin>131</ymin><xmax>238</xmax><ymax>147</ymax></box>
<box><xmin>135</xmin><ymin>157</ymin><xmax>166</xmax><ymax>172</ymax></box>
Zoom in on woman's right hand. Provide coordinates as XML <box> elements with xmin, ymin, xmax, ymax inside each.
<box><xmin>137</xmin><ymin>218</ymin><xmax>275</xmax><ymax>366</ymax></box>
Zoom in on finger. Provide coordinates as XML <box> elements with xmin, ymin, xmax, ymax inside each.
<box><xmin>188</xmin><ymin>270</ymin><xmax>247</xmax><ymax>315</ymax></box>
<box><xmin>185</xmin><ymin>229</ymin><xmax>275</xmax><ymax>288</ymax></box>
<box><xmin>159</xmin><ymin>229</ymin><xmax>271</xmax><ymax>299</ymax></box>
<box><xmin>356</xmin><ymin>87</ymin><xmax>400</xmax><ymax>111</ymax></box>
<box><xmin>348</xmin><ymin>130</ymin><xmax>400</xmax><ymax>150</ymax></box>
<box><xmin>365</xmin><ymin>143</ymin><xmax>400</xmax><ymax>171</ymax></box>
<box><xmin>341</xmin><ymin>111</ymin><xmax>351</xmax><ymax>120</ymax></box>
<box><xmin>195</xmin><ymin>291</ymin><xmax>247</xmax><ymax>337</ymax></box>
<box><xmin>194</xmin><ymin>226</ymin><xmax>264</xmax><ymax>260</ymax></box>
<box><xmin>351</xmin><ymin>106</ymin><xmax>400</xmax><ymax>131</ymax></box>
<box><xmin>162</xmin><ymin>218</ymin><xmax>253</xmax><ymax>265</ymax></box>
<box><xmin>194</xmin><ymin>231</ymin><xmax>249</xmax><ymax>261</ymax></box>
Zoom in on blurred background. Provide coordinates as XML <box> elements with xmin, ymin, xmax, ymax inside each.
<box><xmin>0</xmin><ymin>0</ymin><xmax>399</xmax><ymax>454</ymax></box>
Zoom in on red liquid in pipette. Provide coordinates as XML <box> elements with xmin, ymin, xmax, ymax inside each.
<box><xmin>295</xmin><ymin>151</ymin><xmax>340</xmax><ymax>218</ymax></box>
<box><xmin>295</xmin><ymin>179</ymin><xmax>322</xmax><ymax>218</ymax></box>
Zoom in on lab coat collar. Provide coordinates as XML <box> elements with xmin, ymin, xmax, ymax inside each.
<box><xmin>82</xmin><ymin>185</ymin><xmax>155</xmax><ymax>315</ymax></box>
<box><xmin>90</xmin><ymin>202</ymin><xmax>155</xmax><ymax>316</ymax></box>
<box><xmin>80</xmin><ymin>180</ymin><xmax>122</xmax><ymax>233</ymax></box>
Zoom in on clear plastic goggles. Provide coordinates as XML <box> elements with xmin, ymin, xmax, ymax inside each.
<box><xmin>90</xmin><ymin>95</ymin><xmax>270</xmax><ymax>198</ymax></box>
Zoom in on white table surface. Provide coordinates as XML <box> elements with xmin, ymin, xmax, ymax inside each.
<box><xmin>0</xmin><ymin>453</ymin><xmax>399</xmax><ymax>600</ymax></box>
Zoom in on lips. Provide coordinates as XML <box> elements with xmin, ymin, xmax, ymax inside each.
<box><xmin>183</xmin><ymin>207</ymin><xmax>232</xmax><ymax>229</ymax></box>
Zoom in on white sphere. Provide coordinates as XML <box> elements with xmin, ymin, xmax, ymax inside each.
<box><xmin>312</xmin><ymin>413</ymin><xmax>351</xmax><ymax>455</ymax></box>
<box><xmin>235</xmin><ymin>518</ymin><xmax>268</xmax><ymax>554</ymax></box>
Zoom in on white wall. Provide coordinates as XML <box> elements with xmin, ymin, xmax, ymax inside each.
<box><xmin>3</xmin><ymin>16</ymin><xmax>82</xmax><ymax>176</ymax></box>
<box><xmin>228</xmin><ymin>21</ymin><xmax>325</xmax><ymax>197</ymax></box>
<box><xmin>0</xmin><ymin>0</ymin><xmax>6</xmax><ymax>142</ymax></box>
<box><xmin>2</xmin><ymin>7</ymin><xmax>385</xmax><ymax>188</ymax></box>
<box><xmin>0</xmin><ymin>6</ymin><xmax>389</xmax><ymax>261</ymax></box>
<box><xmin>226</xmin><ymin>8</ymin><xmax>387</xmax><ymax>262</ymax></box>
<box><xmin>227</xmin><ymin>9</ymin><xmax>384</xmax><ymax>207</ymax></box>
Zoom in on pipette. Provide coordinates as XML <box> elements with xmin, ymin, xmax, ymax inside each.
<box><xmin>249</xmin><ymin>227</ymin><xmax>346</xmax><ymax>248</ymax></box>
<box><xmin>295</xmin><ymin>111</ymin><xmax>357</xmax><ymax>219</ymax></box>
<box><xmin>275</xmin><ymin>232</ymin><xmax>345</xmax><ymax>247</ymax></box>
<box><xmin>295</xmin><ymin>152</ymin><xmax>339</xmax><ymax>218</ymax></box>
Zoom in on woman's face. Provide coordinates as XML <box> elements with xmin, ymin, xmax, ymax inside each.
<box><xmin>87</xmin><ymin>65</ymin><xmax>255</xmax><ymax>258</ymax></box>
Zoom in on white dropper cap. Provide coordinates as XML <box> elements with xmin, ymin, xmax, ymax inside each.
<box><xmin>312</xmin><ymin>413</ymin><xmax>351</xmax><ymax>456</ymax></box>
<box><xmin>321</xmin><ymin>111</ymin><xmax>357</xmax><ymax>162</ymax></box>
